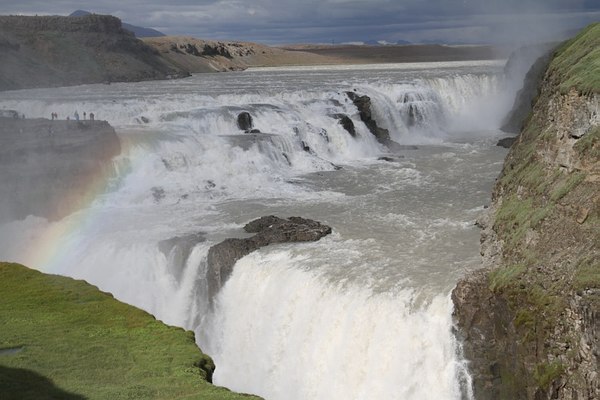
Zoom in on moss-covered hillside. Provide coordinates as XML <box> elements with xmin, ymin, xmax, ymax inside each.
<box><xmin>0</xmin><ymin>262</ymin><xmax>258</xmax><ymax>400</ymax></box>
<box><xmin>453</xmin><ymin>23</ymin><xmax>599</xmax><ymax>400</ymax></box>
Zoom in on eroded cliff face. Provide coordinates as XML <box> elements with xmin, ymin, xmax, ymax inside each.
<box><xmin>0</xmin><ymin>118</ymin><xmax>121</xmax><ymax>222</ymax></box>
<box><xmin>143</xmin><ymin>36</ymin><xmax>342</xmax><ymax>72</ymax></box>
<box><xmin>453</xmin><ymin>24</ymin><xmax>599</xmax><ymax>400</ymax></box>
<box><xmin>0</xmin><ymin>15</ymin><xmax>188</xmax><ymax>91</ymax></box>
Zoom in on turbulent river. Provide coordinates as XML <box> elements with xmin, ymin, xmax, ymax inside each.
<box><xmin>1</xmin><ymin>60</ymin><xmax>517</xmax><ymax>399</ymax></box>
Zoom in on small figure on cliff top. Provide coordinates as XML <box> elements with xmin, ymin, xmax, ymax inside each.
<box><xmin>83</xmin><ymin>112</ymin><xmax>87</xmax><ymax>120</ymax></box>
<box><xmin>51</xmin><ymin>112</ymin><xmax>55</xmax><ymax>120</ymax></box>
<box><xmin>89</xmin><ymin>112</ymin><xmax>95</xmax><ymax>121</ymax></box>
<box><xmin>74</xmin><ymin>111</ymin><xmax>79</xmax><ymax>121</ymax></box>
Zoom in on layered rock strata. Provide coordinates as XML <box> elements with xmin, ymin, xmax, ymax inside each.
<box><xmin>453</xmin><ymin>24</ymin><xmax>599</xmax><ymax>400</ymax></box>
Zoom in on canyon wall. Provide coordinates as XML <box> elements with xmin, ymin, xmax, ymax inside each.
<box><xmin>453</xmin><ymin>23</ymin><xmax>599</xmax><ymax>400</ymax></box>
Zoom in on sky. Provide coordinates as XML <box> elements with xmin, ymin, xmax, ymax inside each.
<box><xmin>1</xmin><ymin>0</ymin><xmax>599</xmax><ymax>45</ymax></box>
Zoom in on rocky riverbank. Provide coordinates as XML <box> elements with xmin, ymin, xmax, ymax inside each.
<box><xmin>452</xmin><ymin>23</ymin><xmax>599</xmax><ymax>400</ymax></box>
<box><xmin>0</xmin><ymin>117</ymin><xmax>121</xmax><ymax>222</ymax></box>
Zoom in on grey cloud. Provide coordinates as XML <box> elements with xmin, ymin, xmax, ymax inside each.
<box><xmin>1</xmin><ymin>0</ymin><xmax>598</xmax><ymax>44</ymax></box>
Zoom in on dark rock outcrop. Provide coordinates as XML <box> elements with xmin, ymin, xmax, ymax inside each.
<box><xmin>496</xmin><ymin>136</ymin><xmax>517</xmax><ymax>148</ymax></box>
<box><xmin>333</xmin><ymin>114</ymin><xmax>357</xmax><ymax>137</ymax></box>
<box><xmin>237</xmin><ymin>112</ymin><xmax>254</xmax><ymax>132</ymax></box>
<box><xmin>346</xmin><ymin>91</ymin><xmax>391</xmax><ymax>143</ymax></box>
<box><xmin>206</xmin><ymin>216</ymin><xmax>332</xmax><ymax>300</ymax></box>
<box><xmin>0</xmin><ymin>118</ymin><xmax>121</xmax><ymax>222</ymax></box>
<box><xmin>0</xmin><ymin>15</ymin><xmax>188</xmax><ymax>91</ymax></box>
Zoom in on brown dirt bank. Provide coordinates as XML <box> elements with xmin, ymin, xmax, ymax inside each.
<box><xmin>280</xmin><ymin>44</ymin><xmax>507</xmax><ymax>64</ymax></box>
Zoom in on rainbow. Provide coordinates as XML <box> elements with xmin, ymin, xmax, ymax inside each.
<box><xmin>6</xmin><ymin>131</ymin><xmax>142</xmax><ymax>274</ymax></box>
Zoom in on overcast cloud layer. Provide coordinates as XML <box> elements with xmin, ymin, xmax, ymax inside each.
<box><xmin>1</xmin><ymin>0</ymin><xmax>599</xmax><ymax>45</ymax></box>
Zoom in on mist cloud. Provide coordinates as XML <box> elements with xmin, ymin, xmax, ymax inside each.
<box><xmin>1</xmin><ymin>0</ymin><xmax>598</xmax><ymax>45</ymax></box>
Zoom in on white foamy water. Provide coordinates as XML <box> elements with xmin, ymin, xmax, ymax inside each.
<box><xmin>0</xmin><ymin>61</ymin><xmax>515</xmax><ymax>400</ymax></box>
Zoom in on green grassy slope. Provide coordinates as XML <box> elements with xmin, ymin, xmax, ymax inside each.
<box><xmin>0</xmin><ymin>262</ymin><xmax>258</xmax><ymax>400</ymax></box>
<box><xmin>547</xmin><ymin>22</ymin><xmax>600</xmax><ymax>94</ymax></box>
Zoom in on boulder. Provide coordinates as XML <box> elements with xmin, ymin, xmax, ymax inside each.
<box><xmin>206</xmin><ymin>216</ymin><xmax>332</xmax><ymax>301</ymax></box>
<box><xmin>496</xmin><ymin>136</ymin><xmax>517</xmax><ymax>148</ymax></box>
<box><xmin>237</xmin><ymin>112</ymin><xmax>253</xmax><ymax>131</ymax></box>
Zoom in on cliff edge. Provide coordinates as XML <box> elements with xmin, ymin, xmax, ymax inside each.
<box><xmin>453</xmin><ymin>23</ymin><xmax>599</xmax><ymax>399</ymax></box>
<box><xmin>0</xmin><ymin>15</ymin><xmax>188</xmax><ymax>91</ymax></box>
<box><xmin>0</xmin><ymin>118</ymin><xmax>121</xmax><ymax>222</ymax></box>
<box><xmin>0</xmin><ymin>262</ymin><xmax>259</xmax><ymax>399</ymax></box>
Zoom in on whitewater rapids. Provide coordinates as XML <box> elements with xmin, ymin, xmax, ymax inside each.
<box><xmin>0</xmin><ymin>60</ymin><xmax>515</xmax><ymax>400</ymax></box>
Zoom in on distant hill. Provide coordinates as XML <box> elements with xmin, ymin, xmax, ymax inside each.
<box><xmin>69</xmin><ymin>10</ymin><xmax>165</xmax><ymax>38</ymax></box>
<box><xmin>0</xmin><ymin>15</ymin><xmax>187</xmax><ymax>91</ymax></box>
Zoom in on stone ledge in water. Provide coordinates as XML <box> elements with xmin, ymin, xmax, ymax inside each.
<box><xmin>346</xmin><ymin>91</ymin><xmax>391</xmax><ymax>143</ymax></box>
<box><xmin>496</xmin><ymin>136</ymin><xmax>518</xmax><ymax>148</ymax></box>
<box><xmin>206</xmin><ymin>216</ymin><xmax>332</xmax><ymax>301</ymax></box>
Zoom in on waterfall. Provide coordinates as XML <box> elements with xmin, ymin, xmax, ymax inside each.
<box><xmin>0</xmin><ymin>62</ymin><xmax>507</xmax><ymax>400</ymax></box>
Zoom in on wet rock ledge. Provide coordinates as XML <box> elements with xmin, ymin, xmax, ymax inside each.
<box><xmin>207</xmin><ymin>216</ymin><xmax>332</xmax><ymax>300</ymax></box>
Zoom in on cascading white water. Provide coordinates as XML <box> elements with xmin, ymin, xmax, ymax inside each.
<box><xmin>0</xmin><ymin>60</ymin><xmax>513</xmax><ymax>400</ymax></box>
<box><xmin>201</xmin><ymin>249</ymin><xmax>472</xmax><ymax>400</ymax></box>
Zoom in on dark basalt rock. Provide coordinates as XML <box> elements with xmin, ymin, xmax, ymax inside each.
<box><xmin>333</xmin><ymin>114</ymin><xmax>357</xmax><ymax>137</ymax></box>
<box><xmin>237</xmin><ymin>112</ymin><xmax>253</xmax><ymax>131</ymax></box>
<box><xmin>377</xmin><ymin>156</ymin><xmax>404</xmax><ymax>162</ymax></box>
<box><xmin>496</xmin><ymin>136</ymin><xmax>517</xmax><ymax>148</ymax></box>
<box><xmin>346</xmin><ymin>91</ymin><xmax>390</xmax><ymax>143</ymax></box>
<box><xmin>206</xmin><ymin>216</ymin><xmax>332</xmax><ymax>301</ymax></box>
<box><xmin>202</xmin><ymin>43</ymin><xmax>233</xmax><ymax>59</ymax></box>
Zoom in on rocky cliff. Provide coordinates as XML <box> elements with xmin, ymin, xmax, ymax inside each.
<box><xmin>452</xmin><ymin>24</ymin><xmax>599</xmax><ymax>399</ymax></box>
<box><xmin>0</xmin><ymin>118</ymin><xmax>121</xmax><ymax>222</ymax></box>
<box><xmin>143</xmin><ymin>36</ymin><xmax>342</xmax><ymax>72</ymax></box>
<box><xmin>0</xmin><ymin>15</ymin><xmax>188</xmax><ymax>91</ymax></box>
